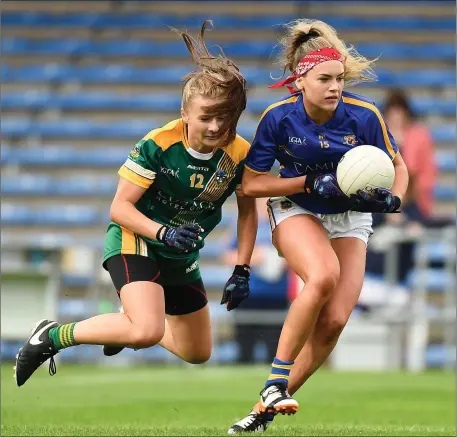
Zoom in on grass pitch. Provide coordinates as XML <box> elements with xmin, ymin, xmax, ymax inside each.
<box><xmin>1</xmin><ymin>363</ymin><xmax>455</xmax><ymax>436</ymax></box>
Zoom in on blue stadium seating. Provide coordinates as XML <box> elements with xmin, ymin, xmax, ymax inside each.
<box><xmin>426</xmin><ymin>344</ymin><xmax>456</xmax><ymax>368</ymax></box>
<box><xmin>406</xmin><ymin>268</ymin><xmax>455</xmax><ymax>292</ymax></box>
<box><xmin>436</xmin><ymin>151</ymin><xmax>456</xmax><ymax>172</ymax></box>
<box><xmin>2</xmin><ymin>146</ymin><xmax>129</xmax><ymax>167</ymax></box>
<box><xmin>2</xmin><ymin>118</ymin><xmax>455</xmax><ymax>143</ymax></box>
<box><xmin>3</xmin><ymin>37</ymin><xmax>455</xmax><ymax>61</ymax></box>
<box><xmin>1</xmin><ymin>204</ymin><xmax>100</xmax><ymax>226</ymax></box>
<box><xmin>3</xmin><ymin>90</ymin><xmax>455</xmax><ymax>117</ymax></box>
<box><xmin>2</xmin><ymin>175</ymin><xmax>117</xmax><ymax>196</ymax></box>
<box><xmin>415</xmin><ymin>242</ymin><xmax>456</xmax><ymax>263</ymax></box>
<box><xmin>2</xmin><ymin>12</ymin><xmax>455</xmax><ymax>31</ymax></box>
<box><xmin>434</xmin><ymin>184</ymin><xmax>456</xmax><ymax>201</ymax></box>
<box><xmin>3</xmin><ymin>63</ymin><xmax>455</xmax><ymax>88</ymax></box>
<box><xmin>1</xmin><ymin>174</ymin><xmax>53</xmax><ymax>195</ymax></box>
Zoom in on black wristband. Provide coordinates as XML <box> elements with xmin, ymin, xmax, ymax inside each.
<box><xmin>392</xmin><ymin>196</ymin><xmax>402</xmax><ymax>211</ymax></box>
<box><xmin>156</xmin><ymin>225</ymin><xmax>169</xmax><ymax>242</ymax></box>
<box><xmin>233</xmin><ymin>264</ymin><xmax>250</xmax><ymax>278</ymax></box>
<box><xmin>304</xmin><ymin>174</ymin><xmax>317</xmax><ymax>194</ymax></box>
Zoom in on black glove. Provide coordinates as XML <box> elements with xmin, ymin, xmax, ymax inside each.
<box><xmin>156</xmin><ymin>223</ymin><xmax>203</xmax><ymax>252</ymax></box>
<box><xmin>304</xmin><ymin>173</ymin><xmax>346</xmax><ymax>199</ymax></box>
<box><xmin>350</xmin><ymin>188</ymin><xmax>401</xmax><ymax>213</ymax></box>
<box><xmin>220</xmin><ymin>264</ymin><xmax>250</xmax><ymax>311</ymax></box>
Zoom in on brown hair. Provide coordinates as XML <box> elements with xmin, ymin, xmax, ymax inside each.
<box><xmin>173</xmin><ymin>20</ymin><xmax>247</xmax><ymax>146</ymax></box>
<box><xmin>275</xmin><ymin>19</ymin><xmax>377</xmax><ymax>86</ymax></box>
<box><xmin>383</xmin><ymin>89</ymin><xmax>415</xmax><ymax>120</ymax></box>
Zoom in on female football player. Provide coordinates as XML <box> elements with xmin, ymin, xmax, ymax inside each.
<box><xmin>228</xmin><ymin>19</ymin><xmax>409</xmax><ymax>433</ymax></box>
<box><xmin>15</xmin><ymin>21</ymin><xmax>257</xmax><ymax>387</ymax></box>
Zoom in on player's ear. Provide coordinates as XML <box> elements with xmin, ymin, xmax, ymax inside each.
<box><xmin>295</xmin><ymin>77</ymin><xmax>304</xmax><ymax>91</ymax></box>
<box><xmin>181</xmin><ymin>108</ymin><xmax>189</xmax><ymax>123</ymax></box>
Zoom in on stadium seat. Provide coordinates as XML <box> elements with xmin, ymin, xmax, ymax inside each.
<box><xmin>355</xmin><ymin>43</ymin><xmax>455</xmax><ymax>60</ymax></box>
<box><xmin>436</xmin><ymin>151</ymin><xmax>456</xmax><ymax>172</ymax></box>
<box><xmin>425</xmin><ymin>344</ymin><xmax>456</xmax><ymax>368</ymax></box>
<box><xmin>434</xmin><ymin>184</ymin><xmax>456</xmax><ymax>201</ymax></box>
<box><xmin>320</xmin><ymin>15</ymin><xmax>456</xmax><ymax>32</ymax></box>
<box><xmin>3</xmin><ymin>63</ymin><xmax>455</xmax><ymax>88</ymax></box>
<box><xmin>3</xmin><ymin>89</ymin><xmax>455</xmax><ymax>118</ymax></box>
<box><xmin>414</xmin><ymin>242</ymin><xmax>456</xmax><ymax>263</ymax></box>
<box><xmin>1</xmin><ymin>174</ymin><xmax>118</xmax><ymax>197</ymax></box>
<box><xmin>1</xmin><ymin>204</ymin><xmax>100</xmax><ymax>226</ymax></box>
<box><xmin>2</xmin><ymin>12</ymin><xmax>455</xmax><ymax>31</ymax></box>
<box><xmin>3</xmin><ymin>37</ymin><xmax>455</xmax><ymax>61</ymax></box>
<box><xmin>1</xmin><ymin>174</ymin><xmax>53</xmax><ymax>196</ymax></box>
<box><xmin>2</xmin><ymin>117</ymin><xmax>455</xmax><ymax>144</ymax></box>
<box><xmin>406</xmin><ymin>268</ymin><xmax>455</xmax><ymax>292</ymax></box>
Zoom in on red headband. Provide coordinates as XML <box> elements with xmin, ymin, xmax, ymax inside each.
<box><xmin>269</xmin><ymin>47</ymin><xmax>343</xmax><ymax>94</ymax></box>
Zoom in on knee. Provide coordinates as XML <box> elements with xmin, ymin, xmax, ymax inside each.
<box><xmin>129</xmin><ymin>325</ymin><xmax>164</xmax><ymax>349</ymax></box>
<box><xmin>316</xmin><ymin>313</ymin><xmax>348</xmax><ymax>344</ymax></box>
<box><xmin>306</xmin><ymin>267</ymin><xmax>340</xmax><ymax>301</ymax></box>
<box><xmin>183</xmin><ymin>349</ymin><xmax>212</xmax><ymax>364</ymax></box>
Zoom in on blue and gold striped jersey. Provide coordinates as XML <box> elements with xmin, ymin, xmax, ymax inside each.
<box><xmin>245</xmin><ymin>91</ymin><xmax>398</xmax><ymax>214</ymax></box>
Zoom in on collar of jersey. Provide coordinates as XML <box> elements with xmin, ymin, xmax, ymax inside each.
<box><xmin>295</xmin><ymin>92</ymin><xmax>346</xmax><ymax>130</ymax></box>
<box><xmin>186</xmin><ymin>147</ymin><xmax>215</xmax><ymax>160</ymax></box>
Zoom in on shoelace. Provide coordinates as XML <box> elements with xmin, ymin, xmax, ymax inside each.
<box><xmin>237</xmin><ymin>414</ymin><xmax>264</xmax><ymax>430</ymax></box>
<box><xmin>261</xmin><ymin>384</ymin><xmax>281</xmax><ymax>397</ymax></box>
<box><xmin>262</xmin><ymin>384</ymin><xmax>290</xmax><ymax>403</ymax></box>
<box><xmin>48</xmin><ymin>356</ymin><xmax>57</xmax><ymax>376</ymax></box>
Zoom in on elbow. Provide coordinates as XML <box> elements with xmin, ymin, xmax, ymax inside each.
<box><xmin>110</xmin><ymin>200</ymin><xmax>123</xmax><ymax>224</ymax></box>
<box><xmin>241</xmin><ymin>183</ymin><xmax>256</xmax><ymax>197</ymax></box>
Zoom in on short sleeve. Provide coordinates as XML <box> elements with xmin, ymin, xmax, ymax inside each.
<box><xmin>365</xmin><ymin>107</ymin><xmax>399</xmax><ymax>160</ymax></box>
<box><xmin>118</xmin><ymin>139</ymin><xmax>160</xmax><ymax>189</ymax></box>
<box><xmin>245</xmin><ymin>110</ymin><xmax>281</xmax><ymax>174</ymax></box>
<box><xmin>235</xmin><ymin>159</ymin><xmax>246</xmax><ymax>189</ymax></box>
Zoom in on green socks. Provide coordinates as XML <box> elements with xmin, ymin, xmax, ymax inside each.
<box><xmin>49</xmin><ymin>323</ymin><xmax>79</xmax><ymax>351</ymax></box>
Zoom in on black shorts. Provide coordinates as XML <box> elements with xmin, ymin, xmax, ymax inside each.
<box><xmin>105</xmin><ymin>254</ymin><xmax>208</xmax><ymax>316</ymax></box>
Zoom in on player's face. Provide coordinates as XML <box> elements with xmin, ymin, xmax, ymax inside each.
<box><xmin>182</xmin><ymin>95</ymin><xmax>230</xmax><ymax>151</ymax></box>
<box><xmin>297</xmin><ymin>60</ymin><xmax>344</xmax><ymax>111</ymax></box>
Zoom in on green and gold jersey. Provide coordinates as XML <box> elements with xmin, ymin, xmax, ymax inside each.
<box><xmin>106</xmin><ymin>118</ymin><xmax>250</xmax><ymax>258</ymax></box>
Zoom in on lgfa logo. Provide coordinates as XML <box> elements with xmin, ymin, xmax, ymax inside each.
<box><xmin>288</xmin><ymin>136</ymin><xmax>307</xmax><ymax>145</ymax></box>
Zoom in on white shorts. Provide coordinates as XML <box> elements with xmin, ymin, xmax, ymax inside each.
<box><xmin>267</xmin><ymin>197</ymin><xmax>373</xmax><ymax>245</ymax></box>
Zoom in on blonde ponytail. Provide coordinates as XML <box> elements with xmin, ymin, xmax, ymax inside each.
<box><xmin>276</xmin><ymin>19</ymin><xmax>377</xmax><ymax>86</ymax></box>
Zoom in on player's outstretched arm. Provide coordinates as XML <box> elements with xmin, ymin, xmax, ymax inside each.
<box><xmin>234</xmin><ymin>194</ymin><xmax>258</xmax><ymax>266</ymax></box>
<box><xmin>220</xmin><ymin>194</ymin><xmax>257</xmax><ymax>311</ymax></box>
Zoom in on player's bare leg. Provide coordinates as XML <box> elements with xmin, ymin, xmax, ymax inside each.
<box><xmin>256</xmin><ymin>215</ymin><xmax>339</xmax><ymax>416</ymax></box>
<box><xmin>158</xmin><ymin>304</ymin><xmax>212</xmax><ymax>363</ymax></box>
<box><xmin>229</xmin><ymin>237</ymin><xmax>366</xmax><ymax>432</ymax></box>
<box><xmin>104</xmin><ymin>303</ymin><xmax>212</xmax><ymax>363</ymax></box>
<box><xmin>15</xmin><ymin>281</ymin><xmax>165</xmax><ymax>386</ymax></box>
<box><xmin>287</xmin><ymin>237</ymin><xmax>367</xmax><ymax>394</ymax></box>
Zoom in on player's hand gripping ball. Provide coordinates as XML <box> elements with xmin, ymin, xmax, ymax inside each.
<box><xmin>350</xmin><ymin>188</ymin><xmax>401</xmax><ymax>213</ymax></box>
<box><xmin>304</xmin><ymin>173</ymin><xmax>346</xmax><ymax>199</ymax></box>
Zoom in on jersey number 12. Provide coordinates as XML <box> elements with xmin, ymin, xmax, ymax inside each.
<box><xmin>190</xmin><ymin>173</ymin><xmax>204</xmax><ymax>188</ymax></box>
